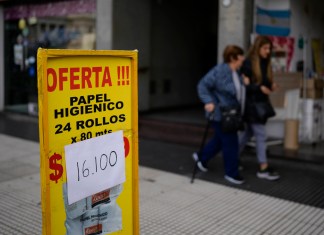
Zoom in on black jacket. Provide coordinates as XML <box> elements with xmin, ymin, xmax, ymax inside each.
<box><xmin>240</xmin><ymin>58</ymin><xmax>274</xmax><ymax>124</ymax></box>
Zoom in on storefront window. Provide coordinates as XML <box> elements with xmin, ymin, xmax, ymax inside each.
<box><xmin>4</xmin><ymin>0</ymin><xmax>96</xmax><ymax>115</ymax></box>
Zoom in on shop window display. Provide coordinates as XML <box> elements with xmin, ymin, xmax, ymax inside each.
<box><xmin>4</xmin><ymin>0</ymin><xmax>96</xmax><ymax>115</ymax></box>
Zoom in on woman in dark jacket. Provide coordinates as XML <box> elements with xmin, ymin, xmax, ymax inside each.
<box><xmin>240</xmin><ymin>35</ymin><xmax>280</xmax><ymax>181</ymax></box>
<box><xmin>194</xmin><ymin>45</ymin><xmax>245</xmax><ymax>185</ymax></box>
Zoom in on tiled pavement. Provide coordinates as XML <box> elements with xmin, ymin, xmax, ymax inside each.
<box><xmin>1</xmin><ymin>134</ymin><xmax>324</xmax><ymax>234</ymax></box>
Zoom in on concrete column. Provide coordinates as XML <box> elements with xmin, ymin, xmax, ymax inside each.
<box><xmin>0</xmin><ymin>6</ymin><xmax>4</xmax><ymax>111</ymax></box>
<box><xmin>96</xmin><ymin>0</ymin><xmax>113</xmax><ymax>49</ymax></box>
<box><xmin>217</xmin><ymin>0</ymin><xmax>253</xmax><ymax>62</ymax></box>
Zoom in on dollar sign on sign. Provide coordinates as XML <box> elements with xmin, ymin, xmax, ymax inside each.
<box><xmin>49</xmin><ymin>153</ymin><xmax>63</xmax><ymax>183</ymax></box>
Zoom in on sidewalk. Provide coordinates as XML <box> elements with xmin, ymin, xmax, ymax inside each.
<box><xmin>1</xmin><ymin>134</ymin><xmax>324</xmax><ymax>234</ymax></box>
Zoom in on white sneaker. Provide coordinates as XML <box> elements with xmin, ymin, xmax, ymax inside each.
<box><xmin>224</xmin><ymin>175</ymin><xmax>245</xmax><ymax>185</ymax></box>
<box><xmin>192</xmin><ymin>152</ymin><xmax>208</xmax><ymax>172</ymax></box>
<box><xmin>192</xmin><ymin>152</ymin><xmax>199</xmax><ymax>162</ymax></box>
<box><xmin>256</xmin><ymin>167</ymin><xmax>280</xmax><ymax>181</ymax></box>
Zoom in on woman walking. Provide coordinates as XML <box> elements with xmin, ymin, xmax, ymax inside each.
<box><xmin>240</xmin><ymin>35</ymin><xmax>280</xmax><ymax>181</ymax></box>
<box><xmin>193</xmin><ymin>45</ymin><xmax>246</xmax><ymax>185</ymax></box>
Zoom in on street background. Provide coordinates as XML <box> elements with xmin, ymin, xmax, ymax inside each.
<box><xmin>0</xmin><ymin>111</ymin><xmax>324</xmax><ymax>234</ymax></box>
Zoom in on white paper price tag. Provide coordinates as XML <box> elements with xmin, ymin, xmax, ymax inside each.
<box><xmin>64</xmin><ymin>130</ymin><xmax>125</xmax><ymax>205</ymax></box>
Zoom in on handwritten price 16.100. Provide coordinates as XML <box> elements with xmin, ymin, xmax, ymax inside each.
<box><xmin>76</xmin><ymin>151</ymin><xmax>117</xmax><ymax>181</ymax></box>
<box><xmin>65</xmin><ymin>131</ymin><xmax>126</xmax><ymax>205</ymax></box>
<box><xmin>49</xmin><ymin>136</ymin><xmax>130</xmax><ymax>184</ymax></box>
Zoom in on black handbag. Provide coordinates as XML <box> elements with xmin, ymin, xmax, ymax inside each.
<box><xmin>220</xmin><ymin>106</ymin><xmax>244</xmax><ymax>133</ymax></box>
<box><xmin>254</xmin><ymin>101</ymin><xmax>276</xmax><ymax>121</ymax></box>
<box><xmin>245</xmin><ymin>99</ymin><xmax>275</xmax><ymax>123</ymax></box>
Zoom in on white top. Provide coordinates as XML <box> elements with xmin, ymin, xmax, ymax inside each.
<box><xmin>232</xmin><ymin>71</ymin><xmax>246</xmax><ymax>113</ymax></box>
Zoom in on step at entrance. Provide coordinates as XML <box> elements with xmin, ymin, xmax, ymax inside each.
<box><xmin>139</xmin><ymin>117</ymin><xmax>212</xmax><ymax>147</ymax></box>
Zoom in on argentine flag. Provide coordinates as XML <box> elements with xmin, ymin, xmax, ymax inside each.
<box><xmin>256</xmin><ymin>6</ymin><xmax>291</xmax><ymax>37</ymax></box>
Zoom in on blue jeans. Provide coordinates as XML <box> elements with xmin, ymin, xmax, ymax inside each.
<box><xmin>239</xmin><ymin>123</ymin><xmax>267</xmax><ymax>164</ymax></box>
<box><xmin>200</xmin><ymin>121</ymin><xmax>239</xmax><ymax>178</ymax></box>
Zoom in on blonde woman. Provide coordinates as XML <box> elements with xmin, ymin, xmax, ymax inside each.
<box><xmin>240</xmin><ymin>35</ymin><xmax>280</xmax><ymax>181</ymax></box>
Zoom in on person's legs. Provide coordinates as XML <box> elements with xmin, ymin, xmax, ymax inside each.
<box><xmin>251</xmin><ymin>123</ymin><xmax>280</xmax><ymax>180</ymax></box>
<box><xmin>238</xmin><ymin>124</ymin><xmax>253</xmax><ymax>154</ymax></box>
<box><xmin>250</xmin><ymin>123</ymin><xmax>267</xmax><ymax>164</ymax></box>
<box><xmin>217</xmin><ymin>123</ymin><xmax>240</xmax><ymax>179</ymax></box>
<box><xmin>199</xmin><ymin>121</ymin><xmax>222</xmax><ymax>165</ymax></box>
<box><xmin>194</xmin><ymin>122</ymin><xmax>244</xmax><ymax>184</ymax></box>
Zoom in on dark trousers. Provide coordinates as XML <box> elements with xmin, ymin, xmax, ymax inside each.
<box><xmin>200</xmin><ymin>121</ymin><xmax>239</xmax><ymax>178</ymax></box>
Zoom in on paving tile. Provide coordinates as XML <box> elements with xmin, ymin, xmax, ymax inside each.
<box><xmin>0</xmin><ymin>176</ymin><xmax>39</xmax><ymax>192</ymax></box>
<box><xmin>0</xmin><ymin>134</ymin><xmax>324</xmax><ymax>234</ymax></box>
<box><xmin>17</xmin><ymin>153</ymin><xmax>40</xmax><ymax>167</ymax></box>
<box><xmin>140</xmin><ymin>180</ymin><xmax>174</xmax><ymax>201</ymax></box>
<box><xmin>0</xmin><ymin>146</ymin><xmax>28</xmax><ymax>160</ymax></box>
<box><xmin>19</xmin><ymin>173</ymin><xmax>40</xmax><ymax>185</ymax></box>
<box><xmin>2</xmin><ymin>163</ymin><xmax>39</xmax><ymax>178</ymax></box>
<box><xmin>0</xmin><ymin>172</ymin><xmax>13</xmax><ymax>183</ymax></box>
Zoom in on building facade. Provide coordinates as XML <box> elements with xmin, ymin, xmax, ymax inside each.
<box><xmin>0</xmin><ymin>0</ymin><xmax>323</xmax><ymax>115</ymax></box>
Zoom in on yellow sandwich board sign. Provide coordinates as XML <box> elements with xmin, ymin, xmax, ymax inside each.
<box><xmin>37</xmin><ymin>49</ymin><xmax>139</xmax><ymax>235</ymax></box>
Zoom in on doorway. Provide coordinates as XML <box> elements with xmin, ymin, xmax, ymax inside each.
<box><xmin>149</xmin><ymin>0</ymin><xmax>218</xmax><ymax>109</ymax></box>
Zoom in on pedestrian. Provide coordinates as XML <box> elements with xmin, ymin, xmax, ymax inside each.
<box><xmin>193</xmin><ymin>45</ymin><xmax>246</xmax><ymax>185</ymax></box>
<box><xmin>239</xmin><ymin>35</ymin><xmax>280</xmax><ymax>181</ymax></box>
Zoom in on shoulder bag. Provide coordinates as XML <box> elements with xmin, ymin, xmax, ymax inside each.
<box><xmin>220</xmin><ymin>105</ymin><xmax>244</xmax><ymax>133</ymax></box>
<box><xmin>245</xmin><ymin>96</ymin><xmax>275</xmax><ymax>123</ymax></box>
